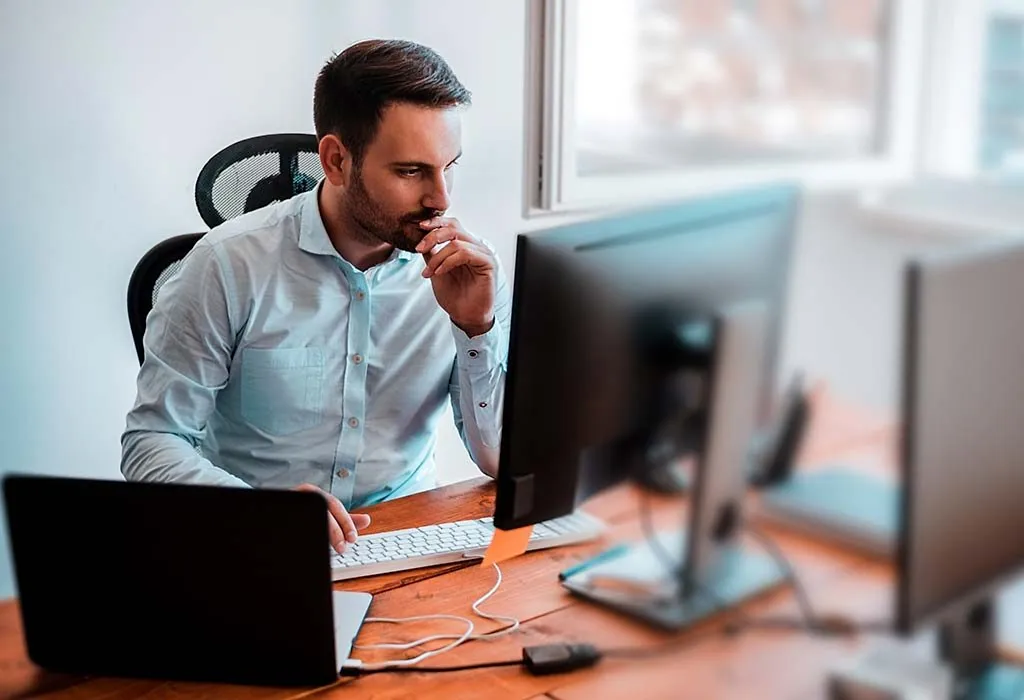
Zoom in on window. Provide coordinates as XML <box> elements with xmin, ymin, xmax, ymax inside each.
<box><xmin>979</xmin><ymin>1</ymin><xmax>1024</xmax><ymax>178</ymax></box>
<box><xmin>530</xmin><ymin>0</ymin><xmax>926</xmax><ymax>212</ymax></box>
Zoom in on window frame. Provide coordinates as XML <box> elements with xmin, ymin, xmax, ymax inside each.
<box><xmin>527</xmin><ymin>0</ymin><xmax>930</xmax><ymax>215</ymax></box>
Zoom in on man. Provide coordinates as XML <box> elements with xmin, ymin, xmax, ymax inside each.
<box><xmin>121</xmin><ymin>39</ymin><xmax>511</xmax><ymax>555</ymax></box>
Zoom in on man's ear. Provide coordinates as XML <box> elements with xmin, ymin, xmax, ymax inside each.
<box><xmin>318</xmin><ymin>134</ymin><xmax>351</xmax><ymax>188</ymax></box>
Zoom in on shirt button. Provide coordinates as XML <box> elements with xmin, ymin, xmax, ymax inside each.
<box><xmin>337</xmin><ymin>468</ymin><xmax>350</xmax><ymax>478</ymax></box>
<box><xmin>467</xmin><ymin>349</ymin><xmax>479</xmax><ymax>358</ymax></box>
<box><xmin>478</xmin><ymin>402</ymin><xmax>488</xmax><ymax>408</ymax></box>
<box><xmin>348</xmin><ymin>417</ymin><xmax>359</xmax><ymax>428</ymax></box>
<box><xmin>355</xmin><ymin>290</ymin><xmax>366</xmax><ymax>301</ymax></box>
<box><xmin>352</xmin><ymin>354</ymin><xmax>363</xmax><ymax>364</ymax></box>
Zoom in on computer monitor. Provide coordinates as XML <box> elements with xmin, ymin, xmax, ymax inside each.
<box><xmin>494</xmin><ymin>183</ymin><xmax>799</xmax><ymax>530</ymax></box>
<box><xmin>897</xmin><ymin>238</ymin><xmax>1024</xmax><ymax>696</ymax></box>
<box><xmin>492</xmin><ymin>183</ymin><xmax>799</xmax><ymax>629</ymax></box>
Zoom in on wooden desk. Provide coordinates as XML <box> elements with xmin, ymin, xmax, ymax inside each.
<box><xmin>0</xmin><ymin>391</ymin><xmax>896</xmax><ymax>699</ymax></box>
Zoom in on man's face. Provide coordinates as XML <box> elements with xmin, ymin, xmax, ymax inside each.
<box><xmin>344</xmin><ymin>103</ymin><xmax>462</xmax><ymax>252</ymax></box>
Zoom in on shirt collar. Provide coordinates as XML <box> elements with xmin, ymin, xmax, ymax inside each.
<box><xmin>299</xmin><ymin>180</ymin><xmax>415</xmax><ymax>263</ymax></box>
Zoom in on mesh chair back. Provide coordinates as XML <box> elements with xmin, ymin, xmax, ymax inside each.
<box><xmin>194</xmin><ymin>134</ymin><xmax>322</xmax><ymax>228</ymax></box>
<box><xmin>127</xmin><ymin>233</ymin><xmax>203</xmax><ymax>365</ymax></box>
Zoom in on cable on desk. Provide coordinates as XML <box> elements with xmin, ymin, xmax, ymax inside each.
<box><xmin>342</xmin><ymin>636</ymin><xmax>720</xmax><ymax>677</ymax></box>
<box><xmin>599</xmin><ymin>625</ymin><xmax>723</xmax><ymax>660</ymax></box>
<box><xmin>638</xmin><ymin>490</ymin><xmax>682</xmax><ymax>576</ymax></box>
<box><xmin>341</xmin><ymin>658</ymin><xmax>524</xmax><ymax>676</ymax></box>
<box><xmin>733</xmin><ymin>520</ymin><xmax>891</xmax><ymax>638</ymax></box>
<box><xmin>637</xmin><ymin>493</ymin><xmax>889</xmax><ymax>639</ymax></box>
<box><xmin>345</xmin><ymin>496</ymin><xmax>902</xmax><ymax>679</ymax></box>
<box><xmin>340</xmin><ymin>502</ymin><xmax>728</xmax><ymax>678</ymax></box>
<box><xmin>346</xmin><ymin>563</ymin><xmax>520</xmax><ymax>671</ymax></box>
<box><xmin>742</xmin><ymin>519</ymin><xmax>820</xmax><ymax>629</ymax></box>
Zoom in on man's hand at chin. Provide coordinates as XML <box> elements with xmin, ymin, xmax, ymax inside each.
<box><xmin>415</xmin><ymin>217</ymin><xmax>496</xmax><ymax>337</ymax></box>
<box><xmin>293</xmin><ymin>483</ymin><xmax>371</xmax><ymax>554</ymax></box>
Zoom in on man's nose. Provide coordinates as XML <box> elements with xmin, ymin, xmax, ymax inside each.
<box><xmin>422</xmin><ymin>173</ymin><xmax>451</xmax><ymax>213</ymax></box>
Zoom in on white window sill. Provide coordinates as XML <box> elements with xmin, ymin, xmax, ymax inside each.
<box><xmin>854</xmin><ymin>178</ymin><xmax>1024</xmax><ymax>239</ymax></box>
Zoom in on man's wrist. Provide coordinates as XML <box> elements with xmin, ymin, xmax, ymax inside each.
<box><xmin>454</xmin><ymin>316</ymin><xmax>494</xmax><ymax>339</ymax></box>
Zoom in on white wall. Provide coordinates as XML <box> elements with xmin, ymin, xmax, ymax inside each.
<box><xmin>780</xmin><ymin>193</ymin><xmax>967</xmax><ymax>418</ymax></box>
<box><xmin>0</xmin><ymin>0</ymin><xmax>530</xmax><ymax>599</ymax></box>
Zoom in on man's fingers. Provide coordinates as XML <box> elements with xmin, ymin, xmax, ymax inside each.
<box><xmin>415</xmin><ymin>220</ymin><xmax>478</xmax><ymax>253</ymax></box>
<box><xmin>322</xmin><ymin>493</ymin><xmax>358</xmax><ymax>544</ymax></box>
<box><xmin>327</xmin><ymin>517</ymin><xmax>347</xmax><ymax>554</ymax></box>
<box><xmin>416</xmin><ymin>225</ymin><xmax>456</xmax><ymax>253</ymax></box>
<box><xmin>293</xmin><ymin>483</ymin><xmax>360</xmax><ymax>554</ymax></box>
<box><xmin>351</xmin><ymin>513</ymin><xmax>372</xmax><ymax>530</ymax></box>
<box><xmin>422</xmin><ymin>240</ymin><xmax>464</xmax><ymax>277</ymax></box>
<box><xmin>418</xmin><ymin>216</ymin><xmax>456</xmax><ymax>230</ymax></box>
<box><xmin>430</xmin><ymin>249</ymin><xmax>474</xmax><ymax>277</ymax></box>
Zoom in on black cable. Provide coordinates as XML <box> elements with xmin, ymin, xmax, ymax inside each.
<box><xmin>637</xmin><ymin>492</ymin><xmax>768</xmax><ymax>636</ymax></box>
<box><xmin>347</xmin><ymin>493</ymin><xmax>895</xmax><ymax>679</ymax></box>
<box><xmin>737</xmin><ymin>520</ymin><xmax>891</xmax><ymax>638</ymax></box>
<box><xmin>600</xmin><ymin>626</ymin><xmax>720</xmax><ymax>660</ymax></box>
<box><xmin>741</xmin><ymin>519</ymin><xmax>820</xmax><ymax>628</ymax></box>
<box><xmin>639</xmin><ymin>490</ymin><xmax>682</xmax><ymax>575</ymax></box>
<box><xmin>341</xmin><ymin>659</ymin><xmax>523</xmax><ymax>676</ymax></box>
<box><xmin>343</xmin><ymin>634</ymin><xmax>725</xmax><ymax>677</ymax></box>
<box><xmin>639</xmin><ymin>493</ymin><xmax>888</xmax><ymax>638</ymax></box>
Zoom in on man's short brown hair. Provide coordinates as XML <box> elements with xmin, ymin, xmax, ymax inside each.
<box><xmin>313</xmin><ymin>39</ymin><xmax>471</xmax><ymax>164</ymax></box>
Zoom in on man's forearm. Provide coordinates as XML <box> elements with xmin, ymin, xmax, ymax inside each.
<box><xmin>453</xmin><ymin>360</ymin><xmax>504</xmax><ymax>478</ymax></box>
<box><xmin>121</xmin><ymin>430</ymin><xmax>250</xmax><ymax>488</ymax></box>
<box><xmin>449</xmin><ymin>314</ymin><xmax>507</xmax><ymax>478</ymax></box>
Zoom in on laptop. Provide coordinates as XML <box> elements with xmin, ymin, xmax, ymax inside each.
<box><xmin>2</xmin><ymin>474</ymin><xmax>372</xmax><ymax>687</ymax></box>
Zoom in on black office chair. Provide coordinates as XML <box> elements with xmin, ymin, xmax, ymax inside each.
<box><xmin>126</xmin><ymin>233</ymin><xmax>203</xmax><ymax>365</ymax></box>
<box><xmin>128</xmin><ymin>134</ymin><xmax>322</xmax><ymax>365</ymax></box>
<box><xmin>194</xmin><ymin>133</ymin><xmax>322</xmax><ymax>228</ymax></box>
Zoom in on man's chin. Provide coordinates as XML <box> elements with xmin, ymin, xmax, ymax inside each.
<box><xmin>393</xmin><ymin>222</ymin><xmax>426</xmax><ymax>252</ymax></box>
<box><xmin>392</xmin><ymin>240</ymin><xmax>419</xmax><ymax>253</ymax></box>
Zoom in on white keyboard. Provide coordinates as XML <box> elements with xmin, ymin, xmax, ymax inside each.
<box><xmin>329</xmin><ymin>510</ymin><xmax>605</xmax><ymax>581</ymax></box>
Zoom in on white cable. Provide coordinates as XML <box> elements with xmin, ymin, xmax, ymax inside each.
<box><xmin>469</xmin><ymin>561</ymin><xmax>520</xmax><ymax>639</ymax></box>
<box><xmin>354</xmin><ymin>614</ymin><xmax>475</xmax><ymax>651</ymax></box>
<box><xmin>353</xmin><ymin>615</ymin><xmax>474</xmax><ymax>669</ymax></box>
<box><xmin>350</xmin><ymin>563</ymin><xmax>519</xmax><ymax>669</ymax></box>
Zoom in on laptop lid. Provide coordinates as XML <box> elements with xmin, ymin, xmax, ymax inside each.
<box><xmin>2</xmin><ymin>474</ymin><xmax>342</xmax><ymax>687</ymax></box>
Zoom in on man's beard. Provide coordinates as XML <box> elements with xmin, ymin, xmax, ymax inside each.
<box><xmin>346</xmin><ymin>168</ymin><xmax>440</xmax><ymax>253</ymax></box>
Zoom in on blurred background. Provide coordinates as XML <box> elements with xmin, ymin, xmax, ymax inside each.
<box><xmin>1</xmin><ymin>0</ymin><xmax>1022</xmax><ymax>598</ymax></box>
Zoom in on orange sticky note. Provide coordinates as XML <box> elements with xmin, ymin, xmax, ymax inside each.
<box><xmin>481</xmin><ymin>526</ymin><xmax>533</xmax><ymax>567</ymax></box>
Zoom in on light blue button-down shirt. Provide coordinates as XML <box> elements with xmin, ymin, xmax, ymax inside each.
<box><xmin>121</xmin><ymin>184</ymin><xmax>510</xmax><ymax>508</ymax></box>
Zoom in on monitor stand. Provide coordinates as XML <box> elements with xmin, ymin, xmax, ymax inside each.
<box><xmin>563</xmin><ymin>301</ymin><xmax>787</xmax><ymax>630</ymax></box>
<box><xmin>561</xmin><ymin>529</ymin><xmax>785</xmax><ymax>630</ymax></box>
<box><xmin>940</xmin><ymin>599</ymin><xmax>1024</xmax><ymax>699</ymax></box>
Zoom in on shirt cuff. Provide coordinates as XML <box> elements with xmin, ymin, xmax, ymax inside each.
<box><xmin>451</xmin><ymin>319</ymin><xmax>505</xmax><ymax>375</ymax></box>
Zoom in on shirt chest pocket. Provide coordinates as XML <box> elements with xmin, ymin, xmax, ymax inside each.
<box><xmin>240</xmin><ymin>347</ymin><xmax>325</xmax><ymax>436</ymax></box>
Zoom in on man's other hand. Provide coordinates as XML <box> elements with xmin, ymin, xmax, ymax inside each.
<box><xmin>293</xmin><ymin>484</ymin><xmax>372</xmax><ymax>554</ymax></box>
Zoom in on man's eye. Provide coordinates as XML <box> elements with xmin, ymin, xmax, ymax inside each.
<box><xmin>397</xmin><ymin>168</ymin><xmax>419</xmax><ymax>177</ymax></box>
<box><xmin>444</xmin><ymin>160</ymin><xmax>460</xmax><ymax>171</ymax></box>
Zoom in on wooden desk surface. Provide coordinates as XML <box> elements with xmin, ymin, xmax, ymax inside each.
<box><xmin>0</xmin><ymin>390</ymin><xmax>897</xmax><ymax>700</ymax></box>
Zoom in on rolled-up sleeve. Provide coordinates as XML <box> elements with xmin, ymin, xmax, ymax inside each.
<box><xmin>121</xmin><ymin>239</ymin><xmax>249</xmax><ymax>488</ymax></box>
<box><xmin>448</xmin><ymin>256</ymin><xmax>512</xmax><ymax>478</ymax></box>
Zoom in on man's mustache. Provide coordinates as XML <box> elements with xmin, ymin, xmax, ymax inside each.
<box><xmin>402</xmin><ymin>210</ymin><xmax>444</xmax><ymax>224</ymax></box>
